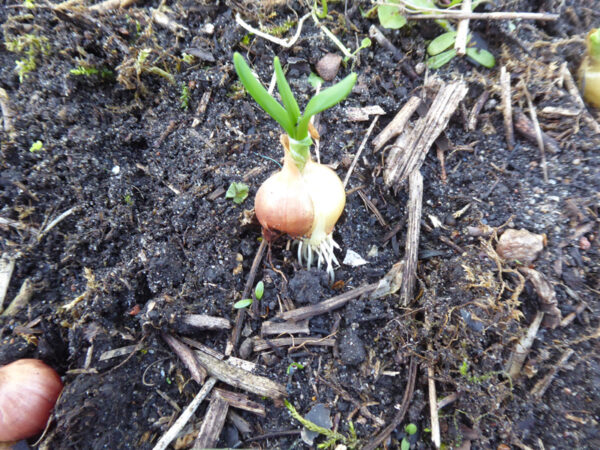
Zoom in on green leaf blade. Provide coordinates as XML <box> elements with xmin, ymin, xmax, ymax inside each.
<box><xmin>427</xmin><ymin>31</ymin><xmax>457</xmax><ymax>56</ymax></box>
<box><xmin>466</xmin><ymin>47</ymin><xmax>496</xmax><ymax>68</ymax></box>
<box><xmin>426</xmin><ymin>49</ymin><xmax>457</xmax><ymax>69</ymax></box>
<box><xmin>233</xmin><ymin>52</ymin><xmax>295</xmax><ymax>135</ymax></box>
<box><xmin>297</xmin><ymin>72</ymin><xmax>357</xmax><ymax>138</ymax></box>
<box><xmin>274</xmin><ymin>56</ymin><xmax>301</xmax><ymax>132</ymax></box>
<box><xmin>378</xmin><ymin>3</ymin><xmax>407</xmax><ymax>29</ymax></box>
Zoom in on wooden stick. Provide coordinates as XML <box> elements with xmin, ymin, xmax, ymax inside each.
<box><xmin>530</xmin><ymin>349</ymin><xmax>575</xmax><ymax>399</ymax></box>
<box><xmin>514</xmin><ymin>109</ymin><xmax>561</xmax><ymax>154</ymax></box>
<box><xmin>253</xmin><ymin>336</ymin><xmax>336</xmax><ymax>352</ymax></box>
<box><xmin>0</xmin><ymin>88</ymin><xmax>16</xmax><ymax>139</ymax></box>
<box><xmin>507</xmin><ymin>311</ymin><xmax>544</xmax><ymax>379</ymax></box>
<box><xmin>363</xmin><ymin>357</ymin><xmax>417</xmax><ymax>450</ymax></box>
<box><xmin>194</xmin><ymin>349</ymin><xmax>287</xmax><ymax>399</ymax></box>
<box><xmin>261</xmin><ymin>319</ymin><xmax>309</xmax><ymax>336</ymax></box>
<box><xmin>426</xmin><ymin>313</ymin><xmax>441</xmax><ymax>448</ymax></box>
<box><xmin>343</xmin><ymin>116</ymin><xmax>379</xmax><ymax>188</ymax></box>
<box><xmin>454</xmin><ymin>0</ymin><xmax>471</xmax><ymax>56</ymax></box>
<box><xmin>372</xmin><ymin>96</ymin><xmax>421</xmax><ymax>152</ymax></box>
<box><xmin>500</xmin><ymin>66</ymin><xmax>515</xmax><ymax>150</ymax></box>
<box><xmin>467</xmin><ymin>89</ymin><xmax>489</xmax><ymax>132</ymax></box>
<box><xmin>2</xmin><ymin>278</ymin><xmax>33</xmax><ymax>317</ymax></box>
<box><xmin>401</xmin><ymin>171</ymin><xmax>423</xmax><ymax>306</ymax></box>
<box><xmin>384</xmin><ymin>82</ymin><xmax>468</xmax><ymax>187</ymax></box>
<box><xmin>180</xmin><ymin>314</ymin><xmax>231</xmax><ymax>330</ymax></box>
<box><xmin>162</xmin><ymin>333</ymin><xmax>207</xmax><ymax>384</ymax></box>
<box><xmin>227</xmin><ymin>239</ymin><xmax>267</xmax><ymax>356</ymax></box>
<box><xmin>403</xmin><ymin>11</ymin><xmax>559</xmax><ymax>21</ymax></box>
<box><xmin>214</xmin><ymin>388</ymin><xmax>266</xmax><ymax>416</ymax></box>
<box><xmin>152</xmin><ymin>377</ymin><xmax>217</xmax><ymax>450</ymax></box>
<box><xmin>524</xmin><ymin>86</ymin><xmax>549</xmax><ymax>183</ymax></box>
<box><xmin>276</xmin><ymin>283</ymin><xmax>379</xmax><ymax>322</ymax></box>
<box><xmin>193</xmin><ymin>394</ymin><xmax>229</xmax><ymax>449</ymax></box>
<box><xmin>368</xmin><ymin>25</ymin><xmax>418</xmax><ymax>80</ymax></box>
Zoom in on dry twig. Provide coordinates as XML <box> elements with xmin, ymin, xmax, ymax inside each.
<box><xmin>454</xmin><ymin>0</ymin><xmax>471</xmax><ymax>56</ymax></box>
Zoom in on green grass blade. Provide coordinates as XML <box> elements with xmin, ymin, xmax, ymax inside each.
<box><xmin>274</xmin><ymin>56</ymin><xmax>301</xmax><ymax>130</ymax></box>
<box><xmin>296</xmin><ymin>72</ymin><xmax>356</xmax><ymax>138</ymax></box>
<box><xmin>233</xmin><ymin>52</ymin><xmax>294</xmax><ymax>135</ymax></box>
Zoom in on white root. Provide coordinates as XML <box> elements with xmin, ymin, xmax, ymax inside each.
<box><xmin>296</xmin><ymin>233</ymin><xmax>341</xmax><ymax>281</ymax></box>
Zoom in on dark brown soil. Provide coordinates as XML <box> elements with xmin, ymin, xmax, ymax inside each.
<box><xmin>1</xmin><ymin>0</ymin><xmax>599</xmax><ymax>449</ymax></box>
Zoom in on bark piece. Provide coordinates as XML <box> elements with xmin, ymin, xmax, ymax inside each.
<box><xmin>253</xmin><ymin>337</ymin><xmax>336</xmax><ymax>352</ymax></box>
<box><xmin>496</xmin><ymin>229</ymin><xmax>545</xmax><ymax>264</ymax></box>
<box><xmin>0</xmin><ymin>256</ymin><xmax>15</xmax><ymax>313</ymax></box>
<box><xmin>214</xmin><ymin>388</ymin><xmax>266</xmax><ymax>416</ymax></box>
<box><xmin>162</xmin><ymin>333</ymin><xmax>207</xmax><ymax>384</ymax></box>
<box><xmin>500</xmin><ymin>66</ymin><xmax>515</xmax><ymax>150</ymax></box>
<box><xmin>261</xmin><ymin>319</ymin><xmax>310</xmax><ymax>336</ymax></box>
<box><xmin>193</xmin><ymin>394</ymin><xmax>229</xmax><ymax>449</ymax></box>
<box><xmin>194</xmin><ymin>349</ymin><xmax>286</xmax><ymax>399</ymax></box>
<box><xmin>2</xmin><ymin>278</ymin><xmax>33</xmax><ymax>317</ymax></box>
<box><xmin>384</xmin><ymin>82</ymin><xmax>468</xmax><ymax>188</ymax></box>
<box><xmin>372</xmin><ymin>97</ymin><xmax>421</xmax><ymax>151</ymax></box>
<box><xmin>276</xmin><ymin>283</ymin><xmax>379</xmax><ymax>322</ymax></box>
<box><xmin>400</xmin><ymin>171</ymin><xmax>423</xmax><ymax>306</ymax></box>
<box><xmin>345</xmin><ymin>105</ymin><xmax>385</xmax><ymax>122</ymax></box>
<box><xmin>180</xmin><ymin>314</ymin><xmax>231</xmax><ymax>330</ymax></box>
<box><xmin>506</xmin><ymin>311</ymin><xmax>544</xmax><ymax>379</ymax></box>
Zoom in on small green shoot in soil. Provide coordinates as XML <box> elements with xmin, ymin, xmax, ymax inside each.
<box><xmin>427</xmin><ymin>32</ymin><xmax>495</xmax><ymax>69</ymax></box>
<box><xmin>29</xmin><ymin>140</ymin><xmax>44</xmax><ymax>153</ymax></box>
<box><xmin>123</xmin><ymin>194</ymin><xmax>134</xmax><ymax>206</ymax></box>
<box><xmin>308</xmin><ymin>72</ymin><xmax>324</xmax><ymax>90</ymax></box>
<box><xmin>233</xmin><ymin>52</ymin><xmax>356</xmax><ymax>170</ymax></box>
<box><xmin>181</xmin><ymin>53</ymin><xmax>194</xmax><ymax>64</ymax></box>
<box><xmin>401</xmin><ymin>423</ymin><xmax>418</xmax><ymax>450</ymax></box>
<box><xmin>23</xmin><ymin>0</ymin><xmax>36</xmax><ymax>8</ymax></box>
<box><xmin>284</xmin><ymin>399</ymin><xmax>358</xmax><ymax>449</ymax></box>
<box><xmin>180</xmin><ymin>83</ymin><xmax>190</xmax><ymax>110</ymax></box>
<box><xmin>225</xmin><ymin>182</ymin><xmax>249</xmax><ymax>205</ymax></box>
<box><xmin>286</xmin><ymin>361</ymin><xmax>304</xmax><ymax>375</ymax></box>
<box><xmin>233</xmin><ymin>281</ymin><xmax>264</xmax><ymax>309</ymax></box>
<box><xmin>344</xmin><ymin>37</ymin><xmax>372</xmax><ymax>63</ymax></box>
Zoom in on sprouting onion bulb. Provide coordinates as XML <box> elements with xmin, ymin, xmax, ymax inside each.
<box><xmin>255</xmin><ymin>135</ymin><xmax>346</xmax><ymax>279</ymax></box>
<box><xmin>579</xmin><ymin>28</ymin><xmax>600</xmax><ymax>107</ymax></box>
<box><xmin>233</xmin><ymin>53</ymin><xmax>356</xmax><ymax>279</ymax></box>
<box><xmin>0</xmin><ymin>359</ymin><xmax>63</xmax><ymax>442</ymax></box>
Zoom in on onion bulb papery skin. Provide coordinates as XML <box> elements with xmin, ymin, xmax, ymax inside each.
<box><xmin>297</xmin><ymin>158</ymin><xmax>346</xmax><ymax>279</ymax></box>
<box><xmin>255</xmin><ymin>152</ymin><xmax>314</xmax><ymax>239</ymax></box>
<box><xmin>0</xmin><ymin>359</ymin><xmax>63</xmax><ymax>442</ymax></box>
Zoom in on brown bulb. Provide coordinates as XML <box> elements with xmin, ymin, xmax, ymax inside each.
<box><xmin>255</xmin><ymin>148</ymin><xmax>314</xmax><ymax>238</ymax></box>
<box><xmin>0</xmin><ymin>359</ymin><xmax>63</xmax><ymax>442</ymax></box>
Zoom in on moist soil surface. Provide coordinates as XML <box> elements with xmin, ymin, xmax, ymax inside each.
<box><xmin>1</xmin><ymin>0</ymin><xmax>599</xmax><ymax>449</ymax></box>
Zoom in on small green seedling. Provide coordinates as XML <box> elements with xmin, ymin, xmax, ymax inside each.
<box><xmin>225</xmin><ymin>182</ymin><xmax>249</xmax><ymax>204</ymax></box>
<box><xmin>181</xmin><ymin>53</ymin><xmax>194</xmax><ymax>64</ymax></box>
<box><xmin>308</xmin><ymin>72</ymin><xmax>324</xmax><ymax>90</ymax></box>
<box><xmin>29</xmin><ymin>140</ymin><xmax>44</xmax><ymax>153</ymax></box>
<box><xmin>233</xmin><ymin>52</ymin><xmax>356</xmax><ymax>171</ymax></box>
<box><xmin>233</xmin><ymin>281</ymin><xmax>264</xmax><ymax>309</ymax></box>
<box><xmin>427</xmin><ymin>32</ymin><xmax>495</xmax><ymax>69</ymax></box>
<box><xmin>401</xmin><ymin>423</ymin><xmax>418</xmax><ymax>450</ymax></box>
<box><xmin>286</xmin><ymin>361</ymin><xmax>305</xmax><ymax>375</ymax></box>
<box><xmin>344</xmin><ymin>38</ymin><xmax>372</xmax><ymax>63</ymax></box>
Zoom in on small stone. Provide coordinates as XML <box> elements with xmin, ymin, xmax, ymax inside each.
<box><xmin>496</xmin><ymin>229</ymin><xmax>545</xmax><ymax>264</ymax></box>
<box><xmin>338</xmin><ymin>328</ymin><xmax>366</xmax><ymax>366</ymax></box>
<box><xmin>316</xmin><ymin>53</ymin><xmax>342</xmax><ymax>81</ymax></box>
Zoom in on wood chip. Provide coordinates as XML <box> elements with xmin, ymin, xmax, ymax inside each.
<box><xmin>372</xmin><ymin>97</ymin><xmax>421</xmax><ymax>151</ymax></box>
<box><xmin>276</xmin><ymin>283</ymin><xmax>379</xmax><ymax>322</ymax></box>
<box><xmin>99</xmin><ymin>344</ymin><xmax>140</xmax><ymax>361</ymax></box>
<box><xmin>261</xmin><ymin>319</ymin><xmax>310</xmax><ymax>336</ymax></box>
<box><xmin>194</xmin><ymin>348</ymin><xmax>286</xmax><ymax>399</ymax></box>
<box><xmin>345</xmin><ymin>105</ymin><xmax>386</xmax><ymax>122</ymax></box>
<box><xmin>519</xmin><ymin>267</ymin><xmax>562</xmax><ymax>328</ymax></box>
<box><xmin>2</xmin><ymin>278</ymin><xmax>33</xmax><ymax>317</ymax></box>
<box><xmin>496</xmin><ymin>229</ymin><xmax>545</xmax><ymax>265</ymax></box>
<box><xmin>400</xmin><ymin>171</ymin><xmax>423</xmax><ymax>306</ymax></box>
<box><xmin>384</xmin><ymin>82</ymin><xmax>468</xmax><ymax>188</ymax></box>
<box><xmin>214</xmin><ymin>388</ymin><xmax>266</xmax><ymax>416</ymax></box>
<box><xmin>253</xmin><ymin>337</ymin><xmax>336</xmax><ymax>352</ymax></box>
<box><xmin>499</xmin><ymin>66</ymin><xmax>515</xmax><ymax>150</ymax></box>
<box><xmin>506</xmin><ymin>311</ymin><xmax>544</xmax><ymax>379</ymax></box>
<box><xmin>193</xmin><ymin>394</ymin><xmax>229</xmax><ymax>449</ymax></box>
<box><xmin>162</xmin><ymin>333</ymin><xmax>207</xmax><ymax>384</ymax></box>
<box><xmin>180</xmin><ymin>314</ymin><xmax>231</xmax><ymax>330</ymax></box>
